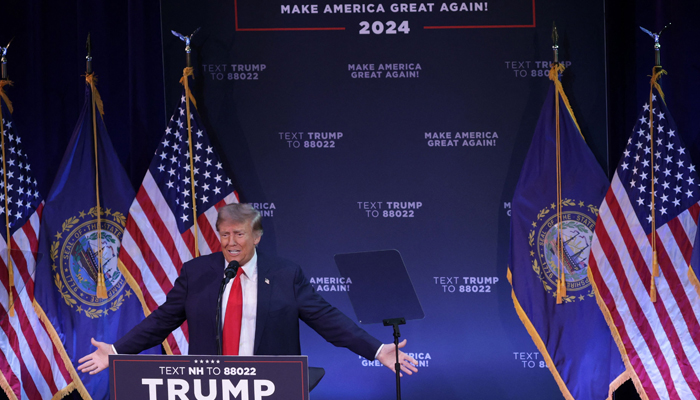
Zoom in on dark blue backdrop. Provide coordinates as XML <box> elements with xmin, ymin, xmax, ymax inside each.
<box><xmin>2</xmin><ymin>0</ymin><xmax>165</xmax><ymax>195</ymax></box>
<box><xmin>3</xmin><ymin>0</ymin><xmax>700</xmax><ymax>399</ymax></box>
<box><xmin>159</xmin><ymin>1</ymin><xmax>605</xmax><ymax>398</ymax></box>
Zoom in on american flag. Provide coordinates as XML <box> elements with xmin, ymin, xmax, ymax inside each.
<box><xmin>0</xmin><ymin>102</ymin><xmax>76</xmax><ymax>399</ymax></box>
<box><xmin>589</xmin><ymin>79</ymin><xmax>700</xmax><ymax>400</ymax></box>
<box><xmin>117</xmin><ymin>79</ymin><xmax>238</xmax><ymax>355</ymax></box>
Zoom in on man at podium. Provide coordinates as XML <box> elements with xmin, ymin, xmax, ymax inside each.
<box><xmin>78</xmin><ymin>203</ymin><xmax>418</xmax><ymax>377</ymax></box>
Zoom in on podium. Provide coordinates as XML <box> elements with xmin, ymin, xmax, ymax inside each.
<box><xmin>109</xmin><ymin>355</ymin><xmax>309</xmax><ymax>400</ymax></box>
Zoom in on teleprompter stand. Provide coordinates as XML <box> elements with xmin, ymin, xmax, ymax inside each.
<box><xmin>334</xmin><ymin>250</ymin><xmax>424</xmax><ymax>400</ymax></box>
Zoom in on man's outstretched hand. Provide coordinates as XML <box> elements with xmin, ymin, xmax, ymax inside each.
<box><xmin>376</xmin><ymin>339</ymin><xmax>418</xmax><ymax>376</ymax></box>
<box><xmin>78</xmin><ymin>338</ymin><xmax>114</xmax><ymax>375</ymax></box>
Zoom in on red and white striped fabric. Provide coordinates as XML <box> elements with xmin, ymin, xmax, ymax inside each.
<box><xmin>589</xmin><ymin>87</ymin><xmax>700</xmax><ymax>400</ymax></box>
<box><xmin>117</xmin><ymin>86</ymin><xmax>238</xmax><ymax>355</ymax></box>
<box><xmin>1</xmin><ymin>209</ymin><xmax>77</xmax><ymax>400</ymax></box>
<box><xmin>1</xmin><ymin>100</ymin><xmax>77</xmax><ymax>400</ymax></box>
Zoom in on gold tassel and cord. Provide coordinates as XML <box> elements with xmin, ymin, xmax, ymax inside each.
<box><xmin>553</xmin><ymin>67</ymin><xmax>667</xmax><ymax>305</ymax></box>
<box><xmin>181</xmin><ymin>67</ymin><xmax>200</xmax><ymax>258</ymax></box>
<box><xmin>547</xmin><ymin>62</ymin><xmax>585</xmax><ymax>303</ymax></box>
<box><xmin>85</xmin><ymin>73</ymin><xmax>108</xmax><ymax>299</ymax></box>
<box><xmin>0</xmin><ymin>80</ymin><xmax>15</xmax><ymax>316</ymax></box>
<box><xmin>111</xmin><ymin>69</ymin><xmax>203</xmax><ymax>355</ymax></box>
<box><xmin>549</xmin><ymin>64</ymin><xmax>567</xmax><ymax>304</ymax></box>
<box><xmin>86</xmin><ymin>67</ymin><xmax>201</xmax><ymax>296</ymax></box>
<box><xmin>648</xmin><ymin>67</ymin><xmax>666</xmax><ymax>302</ymax></box>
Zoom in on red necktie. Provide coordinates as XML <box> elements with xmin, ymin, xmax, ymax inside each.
<box><xmin>223</xmin><ymin>268</ymin><xmax>244</xmax><ymax>355</ymax></box>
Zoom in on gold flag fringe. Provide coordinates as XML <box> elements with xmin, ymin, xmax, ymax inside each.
<box><xmin>0</xmin><ymin>366</ymin><xmax>18</xmax><ymax>400</ymax></box>
<box><xmin>508</xmin><ymin>268</ymin><xmax>575</xmax><ymax>400</ymax></box>
<box><xmin>33</xmin><ymin>300</ymin><xmax>91</xmax><ymax>400</ymax></box>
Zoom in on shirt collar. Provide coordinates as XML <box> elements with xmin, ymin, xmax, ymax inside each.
<box><xmin>223</xmin><ymin>250</ymin><xmax>258</xmax><ymax>279</ymax></box>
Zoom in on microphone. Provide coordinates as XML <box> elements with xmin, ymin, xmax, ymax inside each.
<box><xmin>223</xmin><ymin>261</ymin><xmax>240</xmax><ymax>284</ymax></box>
<box><xmin>217</xmin><ymin>260</ymin><xmax>240</xmax><ymax>355</ymax></box>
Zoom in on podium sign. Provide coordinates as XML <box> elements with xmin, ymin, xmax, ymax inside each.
<box><xmin>109</xmin><ymin>355</ymin><xmax>309</xmax><ymax>400</ymax></box>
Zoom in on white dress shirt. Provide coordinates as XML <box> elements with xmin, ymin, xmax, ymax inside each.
<box><xmin>221</xmin><ymin>251</ymin><xmax>258</xmax><ymax>356</ymax></box>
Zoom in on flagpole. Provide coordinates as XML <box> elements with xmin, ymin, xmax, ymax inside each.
<box><xmin>0</xmin><ymin>39</ymin><xmax>15</xmax><ymax>315</ymax></box>
<box><xmin>85</xmin><ymin>34</ymin><xmax>108</xmax><ymax>299</ymax></box>
<box><xmin>640</xmin><ymin>24</ymin><xmax>669</xmax><ymax>302</ymax></box>
<box><xmin>174</xmin><ymin>28</ymin><xmax>201</xmax><ymax>258</ymax></box>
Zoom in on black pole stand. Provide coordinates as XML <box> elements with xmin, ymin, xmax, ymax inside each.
<box><xmin>383</xmin><ymin>317</ymin><xmax>406</xmax><ymax>400</ymax></box>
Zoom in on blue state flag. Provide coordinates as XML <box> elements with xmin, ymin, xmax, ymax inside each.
<box><xmin>509</xmin><ymin>66</ymin><xmax>628</xmax><ymax>399</ymax></box>
<box><xmin>34</xmin><ymin>77</ymin><xmax>158</xmax><ymax>400</ymax></box>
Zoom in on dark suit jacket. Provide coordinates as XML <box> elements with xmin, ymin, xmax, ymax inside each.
<box><xmin>115</xmin><ymin>251</ymin><xmax>382</xmax><ymax>360</ymax></box>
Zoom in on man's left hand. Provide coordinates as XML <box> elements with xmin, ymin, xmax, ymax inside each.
<box><xmin>376</xmin><ymin>339</ymin><xmax>418</xmax><ymax>376</ymax></box>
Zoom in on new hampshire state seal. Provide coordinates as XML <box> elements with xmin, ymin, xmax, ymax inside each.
<box><xmin>51</xmin><ymin>207</ymin><xmax>132</xmax><ymax>318</ymax></box>
<box><xmin>528</xmin><ymin>198</ymin><xmax>599</xmax><ymax>303</ymax></box>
